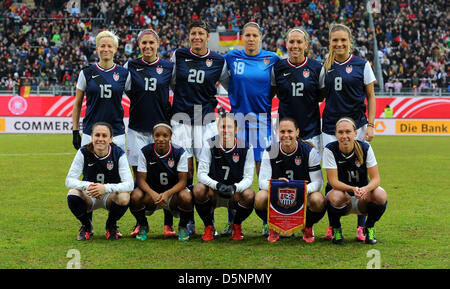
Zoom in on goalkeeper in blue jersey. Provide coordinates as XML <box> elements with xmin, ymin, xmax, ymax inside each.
<box><xmin>222</xmin><ymin>22</ymin><xmax>280</xmax><ymax>235</ymax></box>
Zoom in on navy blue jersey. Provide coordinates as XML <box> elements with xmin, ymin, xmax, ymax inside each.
<box><xmin>321</xmin><ymin>55</ymin><xmax>376</xmax><ymax>134</ymax></box>
<box><xmin>324</xmin><ymin>140</ymin><xmax>370</xmax><ymax>191</ymax></box>
<box><xmin>140</xmin><ymin>143</ymin><xmax>186</xmax><ymax>193</ymax></box>
<box><xmin>273</xmin><ymin>57</ymin><xmax>322</xmax><ymax>139</ymax></box>
<box><xmin>80</xmin><ymin>144</ymin><xmax>124</xmax><ymax>184</ymax></box>
<box><xmin>125</xmin><ymin>57</ymin><xmax>174</xmax><ymax>132</ymax></box>
<box><xmin>78</xmin><ymin>63</ymin><xmax>129</xmax><ymax>136</ymax></box>
<box><xmin>206</xmin><ymin>136</ymin><xmax>250</xmax><ymax>185</ymax></box>
<box><xmin>171</xmin><ymin>48</ymin><xmax>226</xmax><ymax>122</ymax></box>
<box><xmin>267</xmin><ymin>141</ymin><xmax>321</xmax><ymax>182</ymax></box>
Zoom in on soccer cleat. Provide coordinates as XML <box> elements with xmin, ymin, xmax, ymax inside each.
<box><xmin>267</xmin><ymin>229</ymin><xmax>280</xmax><ymax>243</ymax></box>
<box><xmin>77</xmin><ymin>225</ymin><xmax>93</xmax><ymax>241</ymax></box>
<box><xmin>105</xmin><ymin>225</ymin><xmax>120</xmax><ymax>241</ymax></box>
<box><xmin>164</xmin><ymin>225</ymin><xmax>176</xmax><ymax>237</ymax></box>
<box><xmin>332</xmin><ymin>227</ymin><xmax>344</xmax><ymax>245</ymax></box>
<box><xmin>178</xmin><ymin>226</ymin><xmax>190</xmax><ymax>242</ymax></box>
<box><xmin>231</xmin><ymin>224</ymin><xmax>244</xmax><ymax>241</ymax></box>
<box><xmin>262</xmin><ymin>223</ymin><xmax>270</xmax><ymax>237</ymax></box>
<box><xmin>187</xmin><ymin>219</ymin><xmax>196</xmax><ymax>236</ymax></box>
<box><xmin>201</xmin><ymin>225</ymin><xmax>215</xmax><ymax>242</ymax></box>
<box><xmin>364</xmin><ymin>227</ymin><xmax>377</xmax><ymax>244</ymax></box>
<box><xmin>220</xmin><ymin>222</ymin><xmax>233</xmax><ymax>236</ymax></box>
<box><xmin>356</xmin><ymin>226</ymin><xmax>366</xmax><ymax>242</ymax></box>
<box><xmin>324</xmin><ymin>226</ymin><xmax>333</xmax><ymax>240</ymax></box>
<box><xmin>130</xmin><ymin>224</ymin><xmax>140</xmax><ymax>237</ymax></box>
<box><xmin>136</xmin><ymin>225</ymin><xmax>148</xmax><ymax>241</ymax></box>
<box><xmin>302</xmin><ymin>227</ymin><xmax>315</xmax><ymax>243</ymax></box>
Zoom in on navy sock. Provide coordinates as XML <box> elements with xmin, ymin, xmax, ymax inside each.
<box><xmin>163</xmin><ymin>209</ymin><xmax>174</xmax><ymax>227</ymax></box>
<box><xmin>365</xmin><ymin>201</ymin><xmax>387</xmax><ymax>228</ymax></box>
<box><xmin>327</xmin><ymin>201</ymin><xmax>349</xmax><ymax>229</ymax></box>
<box><xmin>255</xmin><ymin>208</ymin><xmax>267</xmax><ymax>223</ymax></box>
<box><xmin>306</xmin><ymin>207</ymin><xmax>326</xmax><ymax>228</ymax></box>
<box><xmin>178</xmin><ymin>207</ymin><xmax>193</xmax><ymax>228</ymax></box>
<box><xmin>131</xmin><ymin>207</ymin><xmax>148</xmax><ymax>227</ymax></box>
<box><xmin>233</xmin><ymin>203</ymin><xmax>253</xmax><ymax>225</ymax></box>
<box><xmin>227</xmin><ymin>207</ymin><xmax>235</xmax><ymax>223</ymax></box>
<box><xmin>194</xmin><ymin>199</ymin><xmax>213</xmax><ymax>227</ymax></box>
<box><xmin>357</xmin><ymin>215</ymin><xmax>366</xmax><ymax>227</ymax></box>
<box><xmin>106</xmin><ymin>202</ymin><xmax>129</xmax><ymax>228</ymax></box>
<box><xmin>67</xmin><ymin>195</ymin><xmax>90</xmax><ymax>227</ymax></box>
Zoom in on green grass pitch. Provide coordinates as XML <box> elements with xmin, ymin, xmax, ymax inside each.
<box><xmin>0</xmin><ymin>134</ymin><xmax>448</xmax><ymax>269</ymax></box>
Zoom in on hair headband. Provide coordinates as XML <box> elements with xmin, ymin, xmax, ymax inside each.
<box><xmin>153</xmin><ymin>123</ymin><xmax>172</xmax><ymax>132</ymax></box>
<box><xmin>138</xmin><ymin>29</ymin><xmax>160</xmax><ymax>42</ymax></box>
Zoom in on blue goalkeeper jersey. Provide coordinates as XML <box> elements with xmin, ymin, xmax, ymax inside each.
<box><xmin>224</xmin><ymin>49</ymin><xmax>280</xmax><ymax>128</ymax></box>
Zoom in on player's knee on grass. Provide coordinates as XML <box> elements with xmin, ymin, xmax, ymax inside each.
<box><xmin>115</xmin><ymin>192</ymin><xmax>130</xmax><ymax>206</ymax></box>
<box><xmin>254</xmin><ymin>190</ymin><xmax>268</xmax><ymax>211</ymax></box>
<box><xmin>370</xmin><ymin>187</ymin><xmax>387</xmax><ymax>205</ymax></box>
<box><xmin>308</xmin><ymin>191</ymin><xmax>325</xmax><ymax>212</ymax></box>
<box><xmin>326</xmin><ymin>189</ymin><xmax>350</xmax><ymax>208</ymax></box>
<box><xmin>238</xmin><ymin>188</ymin><xmax>255</xmax><ymax>208</ymax></box>
<box><xmin>177</xmin><ymin>188</ymin><xmax>194</xmax><ymax>211</ymax></box>
<box><xmin>130</xmin><ymin>188</ymin><xmax>144</xmax><ymax>209</ymax></box>
<box><xmin>193</xmin><ymin>183</ymin><xmax>209</xmax><ymax>202</ymax></box>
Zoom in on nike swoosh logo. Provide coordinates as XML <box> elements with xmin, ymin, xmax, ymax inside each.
<box><xmin>149</xmin><ymin>162</ymin><xmax>157</xmax><ymax>165</ymax></box>
<box><xmin>276</xmin><ymin>160</ymin><xmax>282</xmax><ymax>163</ymax></box>
<box><xmin>283</xmin><ymin>73</ymin><xmax>291</xmax><ymax>76</ymax></box>
<box><xmin>338</xmin><ymin>161</ymin><xmax>346</xmax><ymax>164</ymax></box>
<box><xmin>328</xmin><ymin>69</ymin><xmax>334</xmax><ymax>72</ymax></box>
<box><xmin>214</xmin><ymin>156</ymin><xmax>222</xmax><ymax>159</ymax></box>
<box><xmin>88</xmin><ymin>163</ymin><xmax>95</xmax><ymax>166</ymax></box>
<box><xmin>92</xmin><ymin>75</ymin><xmax>99</xmax><ymax>78</ymax></box>
<box><xmin>136</xmin><ymin>68</ymin><xmax>144</xmax><ymax>71</ymax></box>
<box><xmin>185</xmin><ymin>59</ymin><xmax>193</xmax><ymax>62</ymax></box>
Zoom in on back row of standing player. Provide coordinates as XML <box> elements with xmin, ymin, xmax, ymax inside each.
<box><xmin>67</xmin><ymin>20</ymin><xmax>387</xmax><ymax>244</ymax></box>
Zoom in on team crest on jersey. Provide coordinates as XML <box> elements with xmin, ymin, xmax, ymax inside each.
<box><xmin>355</xmin><ymin>159</ymin><xmax>361</xmax><ymax>167</ymax></box>
<box><xmin>295</xmin><ymin>156</ymin><xmax>302</xmax><ymax>166</ymax></box>
<box><xmin>168</xmin><ymin>158</ymin><xmax>175</xmax><ymax>168</ymax></box>
<box><xmin>232</xmin><ymin>153</ymin><xmax>239</xmax><ymax>163</ymax></box>
<box><xmin>113</xmin><ymin>72</ymin><xmax>119</xmax><ymax>81</ymax></box>
<box><xmin>277</xmin><ymin>188</ymin><xmax>297</xmax><ymax>209</ymax></box>
<box><xmin>156</xmin><ymin>66</ymin><xmax>163</xmax><ymax>74</ymax></box>
<box><xmin>264</xmin><ymin>58</ymin><xmax>270</xmax><ymax>65</ymax></box>
<box><xmin>346</xmin><ymin>65</ymin><xmax>353</xmax><ymax>74</ymax></box>
<box><xmin>107</xmin><ymin>160</ymin><xmax>114</xmax><ymax>170</ymax></box>
<box><xmin>206</xmin><ymin>59</ymin><xmax>213</xmax><ymax>67</ymax></box>
<box><xmin>303</xmin><ymin>69</ymin><xmax>310</xmax><ymax>78</ymax></box>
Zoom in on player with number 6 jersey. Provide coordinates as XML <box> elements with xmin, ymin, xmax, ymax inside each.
<box><xmin>72</xmin><ymin>31</ymin><xmax>131</xmax><ymax>152</ymax></box>
<box><xmin>129</xmin><ymin>122</ymin><xmax>194</xmax><ymax>241</ymax></box>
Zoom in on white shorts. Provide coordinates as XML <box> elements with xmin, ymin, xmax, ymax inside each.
<box><xmin>321</xmin><ymin>124</ymin><xmax>368</xmax><ymax>149</ymax></box>
<box><xmin>144</xmin><ymin>194</ymin><xmax>180</xmax><ymax>218</ymax></box>
<box><xmin>81</xmin><ymin>133</ymin><xmax>127</xmax><ymax>153</ymax></box>
<box><xmin>213</xmin><ymin>190</ymin><xmax>232</xmax><ymax>208</ymax></box>
<box><xmin>171</xmin><ymin>121</ymin><xmax>217</xmax><ymax>158</ymax></box>
<box><xmin>87</xmin><ymin>192</ymin><xmax>112</xmax><ymax>212</ymax></box>
<box><xmin>126</xmin><ymin>128</ymin><xmax>154</xmax><ymax>166</ymax></box>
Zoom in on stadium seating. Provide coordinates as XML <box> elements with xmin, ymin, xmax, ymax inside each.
<box><xmin>0</xmin><ymin>0</ymin><xmax>447</xmax><ymax>92</ymax></box>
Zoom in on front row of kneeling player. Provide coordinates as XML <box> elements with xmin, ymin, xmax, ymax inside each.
<box><xmin>65</xmin><ymin>115</ymin><xmax>387</xmax><ymax>244</ymax></box>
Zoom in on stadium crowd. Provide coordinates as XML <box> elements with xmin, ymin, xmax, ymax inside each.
<box><xmin>0</xmin><ymin>0</ymin><xmax>448</xmax><ymax>93</ymax></box>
